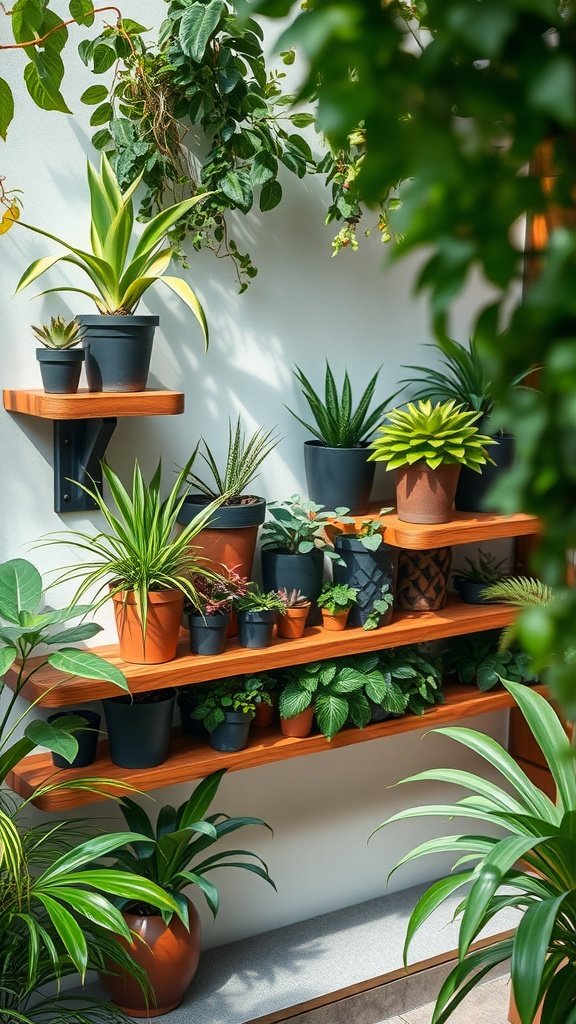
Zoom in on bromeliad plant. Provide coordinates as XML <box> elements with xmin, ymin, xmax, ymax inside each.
<box><xmin>32</xmin><ymin>315</ymin><xmax>82</xmax><ymax>349</ymax></box>
<box><xmin>376</xmin><ymin>682</ymin><xmax>576</xmax><ymax>1024</ymax></box>
<box><xmin>288</xmin><ymin>363</ymin><xmax>390</xmax><ymax>447</ymax></box>
<box><xmin>185</xmin><ymin>417</ymin><xmax>279</xmax><ymax>501</ymax></box>
<box><xmin>14</xmin><ymin>154</ymin><xmax>210</xmax><ymax>345</ymax></box>
<box><xmin>369</xmin><ymin>400</ymin><xmax>495</xmax><ymax>473</ymax></box>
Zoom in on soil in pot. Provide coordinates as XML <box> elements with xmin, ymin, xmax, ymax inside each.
<box><xmin>277</xmin><ymin>605</ymin><xmax>310</xmax><ymax>640</ymax></box>
<box><xmin>78</xmin><ymin>314</ymin><xmax>158</xmax><ymax>393</ymax></box>
<box><xmin>103</xmin><ymin>689</ymin><xmax>176</xmax><ymax>768</ymax></box>
<box><xmin>280</xmin><ymin>707</ymin><xmax>314</xmax><ymax>738</ymax></box>
<box><xmin>47</xmin><ymin>709</ymin><xmax>101</xmax><ymax>768</ymax></box>
<box><xmin>177</xmin><ymin>688</ymin><xmax>208</xmax><ymax>739</ymax></box>
<box><xmin>210</xmin><ymin>710</ymin><xmax>252</xmax><ymax>752</ymax></box>
<box><xmin>113</xmin><ymin>589</ymin><xmax>183</xmax><ymax>664</ymax></box>
<box><xmin>237</xmin><ymin>609</ymin><xmax>277</xmax><ymax>649</ymax></box>
<box><xmin>321</xmin><ymin>609</ymin><xmax>350</xmax><ymax>631</ymax></box>
<box><xmin>396</xmin><ymin>463</ymin><xmax>461</xmax><ymax>524</ymax></box>
<box><xmin>397</xmin><ymin>547</ymin><xmax>453</xmax><ymax>611</ymax></box>
<box><xmin>456</xmin><ymin>435</ymin><xmax>515</xmax><ymax>512</ymax></box>
<box><xmin>99</xmin><ymin>897</ymin><xmax>201</xmax><ymax>1018</ymax></box>
<box><xmin>36</xmin><ymin>348</ymin><xmax>84</xmax><ymax>394</ymax></box>
<box><xmin>261</xmin><ymin>548</ymin><xmax>324</xmax><ymax>626</ymax></box>
<box><xmin>188</xmin><ymin>611</ymin><xmax>229</xmax><ymax>656</ymax></box>
<box><xmin>333</xmin><ymin>536</ymin><xmax>397</xmax><ymax>629</ymax></box>
<box><xmin>453</xmin><ymin>578</ymin><xmax>497</xmax><ymax>604</ymax></box>
<box><xmin>304</xmin><ymin>441</ymin><xmax>376</xmax><ymax>515</ymax></box>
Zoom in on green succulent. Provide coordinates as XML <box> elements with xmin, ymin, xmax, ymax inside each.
<box><xmin>32</xmin><ymin>315</ymin><xmax>82</xmax><ymax>350</ymax></box>
<box><xmin>369</xmin><ymin>399</ymin><xmax>495</xmax><ymax>472</ymax></box>
<box><xmin>287</xmin><ymin>363</ymin><xmax>391</xmax><ymax>447</ymax></box>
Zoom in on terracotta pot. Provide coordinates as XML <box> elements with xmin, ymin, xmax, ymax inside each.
<box><xmin>254</xmin><ymin>700</ymin><xmax>275</xmax><ymax>728</ymax></box>
<box><xmin>277</xmin><ymin>605</ymin><xmax>310</xmax><ymax>640</ymax></box>
<box><xmin>397</xmin><ymin>548</ymin><xmax>452</xmax><ymax>612</ymax></box>
<box><xmin>508</xmin><ymin>989</ymin><xmax>542</xmax><ymax>1024</ymax></box>
<box><xmin>100</xmin><ymin>898</ymin><xmax>201</xmax><ymax>1018</ymax></box>
<box><xmin>112</xmin><ymin>590</ymin><xmax>183</xmax><ymax>664</ymax></box>
<box><xmin>321</xmin><ymin>609</ymin><xmax>350</xmax><ymax>631</ymax></box>
<box><xmin>280</xmin><ymin>706</ymin><xmax>314</xmax><ymax>738</ymax></box>
<box><xmin>395</xmin><ymin>463</ymin><xmax>461</xmax><ymax>524</ymax></box>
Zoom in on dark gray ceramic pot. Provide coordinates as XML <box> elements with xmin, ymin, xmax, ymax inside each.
<box><xmin>304</xmin><ymin>441</ymin><xmax>375</xmax><ymax>515</ymax></box>
<box><xmin>37</xmin><ymin>348</ymin><xmax>84</xmax><ymax>394</ymax></box>
<box><xmin>78</xmin><ymin>314</ymin><xmax>159</xmax><ymax>392</ymax></box>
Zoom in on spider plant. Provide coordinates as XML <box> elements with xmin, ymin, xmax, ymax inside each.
<box><xmin>14</xmin><ymin>154</ymin><xmax>210</xmax><ymax>347</ymax></box>
<box><xmin>375</xmin><ymin>681</ymin><xmax>576</xmax><ymax>1024</ymax></box>
<box><xmin>287</xmin><ymin>363</ymin><xmax>390</xmax><ymax>447</ymax></box>
<box><xmin>185</xmin><ymin>417</ymin><xmax>279</xmax><ymax>500</ymax></box>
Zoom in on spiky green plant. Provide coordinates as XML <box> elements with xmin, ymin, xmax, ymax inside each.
<box><xmin>368</xmin><ymin>399</ymin><xmax>495</xmax><ymax>472</ymax></box>
<box><xmin>15</xmin><ymin>154</ymin><xmax>209</xmax><ymax>346</ymax></box>
<box><xmin>185</xmin><ymin>417</ymin><xmax>279</xmax><ymax>499</ymax></box>
<box><xmin>32</xmin><ymin>315</ymin><xmax>82</xmax><ymax>350</ymax></box>
<box><xmin>287</xmin><ymin>363</ymin><xmax>390</xmax><ymax>447</ymax></box>
<box><xmin>482</xmin><ymin>576</ymin><xmax>554</xmax><ymax>650</ymax></box>
<box><xmin>454</xmin><ymin>550</ymin><xmax>509</xmax><ymax>585</ymax></box>
<box><xmin>375</xmin><ymin>681</ymin><xmax>576</xmax><ymax>1024</ymax></box>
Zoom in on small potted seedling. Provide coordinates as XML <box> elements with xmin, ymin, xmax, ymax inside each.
<box><xmin>33</xmin><ymin>315</ymin><xmax>84</xmax><ymax>394</ymax></box>
<box><xmin>453</xmin><ymin>550</ymin><xmax>509</xmax><ymax>605</ymax></box>
<box><xmin>317</xmin><ymin>582</ymin><xmax>358</xmax><ymax>631</ymax></box>
<box><xmin>276</xmin><ymin>588</ymin><xmax>311</xmax><ymax>640</ymax></box>
<box><xmin>186</xmin><ymin>564</ymin><xmax>249</xmax><ymax>656</ymax></box>
<box><xmin>193</xmin><ymin>679</ymin><xmax>256</xmax><ymax>752</ymax></box>
<box><xmin>236</xmin><ymin>586</ymin><xmax>287</xmax><ymax>649</ymax></box>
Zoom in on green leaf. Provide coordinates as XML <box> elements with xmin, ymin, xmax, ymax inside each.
<box><xmin>0</xmin><ymin>78</ymin><xmax>14</xmax><ymax>140</ymax></box>
<box><xmin>90</xmin><ymin>102</ymin><xmax>113</xmax><ymax>127</ymax></box>
<box><xmin>47</xmin><ymin>648</ymin><xmax>128</xmax><ymax>691</ymax></box>
<box><xmin>91</xmin><ymin>42</ymin><xmax>118</xmax><ymax>74</ymax></box>
<box><xmin>315</xmin><ymin>693</ymin><xmax>348</xmax><ymax>740</ymax></box>
<box><xmin>44</xmin><ymin>623</ymin><xmax>101</xmax><ymax>645</ymax></box>
<box><xmin>260</xmin><ymin>179</ymin><xmax>282</xmax><ymax>212</ymax></box>
<box><xmin>179</xmin><ymin>0</ymin><xmax>225</xmax><ymax>62</ymax></box>
<box><xmin>24</xmin><ymin>719</ymin><xmax>79</xmax><ymax>763</ymax></box>
<box><xmin>251</xmin><ymin>151</ymin><xmax>278</xmax><ymax>187</ymax></box>
<box><xmin>512</xmin><ymin>894</ymin><xmax>569</xmax><ymax>1024</ymax></box>
<box><xmin>69</xmin><ymin>0</ymin><xmax>95</xmax><ymax>26</ymax></box>
<box><xmin>220</xmin><ymin>169</ymin><xmax>253</xmax><ymax>211</ymax></box>
<box><xmin>24</xmin><ymin>52</ymin><xmax>70</xmax><ymax>114</ymax></box>
<box><xmin>11</xmin><ymin>0</ymin><xmax>44</xmax><ymax>43</ymax></box>
<box><xmin>35</xmin><ymin>894</ymin><xmax>88</xmax><ymax>979</ymax></box>
<box><xmin>0</xmin><ymin>559</ymin><xmax>42</xmax><ymax>623</ymax></box>
<box><xmin>290</xmin><ymin>112</ymin><xmax>315</xmax><ymax>127</ymax></box>
<box><xmin>0</xmin><ymin>645</ymin><xmax>17</xmax><ymax>676</ymax></box>
<box><xmin>80</xmin><ymin>85</ymin><xmax>109</xmax><ymax>105</ymax></box>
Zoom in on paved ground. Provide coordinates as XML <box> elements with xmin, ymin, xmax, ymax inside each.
<box><xmin>377</xmin><ymin>975</ymin><xmax>511</xmax><ymax>1024</ymax></box>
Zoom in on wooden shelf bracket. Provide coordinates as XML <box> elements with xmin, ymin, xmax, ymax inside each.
<box><xmin>53</xmin><ymin>417</ymin><xmax>117</xmax><ymax>512</ymax></box>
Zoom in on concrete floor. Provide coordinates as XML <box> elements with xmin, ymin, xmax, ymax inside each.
<box><xmin>377</xmin><ymin>974</ymin><xmax>511</xmax><ymax>1024</ymax></box>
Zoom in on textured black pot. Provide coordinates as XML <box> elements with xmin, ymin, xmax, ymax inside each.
<box><xmin>47</xmin><ymin>709</ymin><xmax>101</xmax><ymax>769</ymax></box>
<box><xmin>210</xmin><ymin>711</ymin><xmax>252</xmax><ymax>752</ymax></box>
<box><xmin>456</xmin><ymin>435</ymin><xmax>515</xmax><ymax>512</ymax></box>
<box><xmin>177</xmin><ymin>688</ymin><xmax>207</xmax><ymax>738</ymax></box>
<box><xmin>37</xmin><ymin>348</ymin><xmax>84</xmax><ymax>394</ymax></box>
<box><xmin>188</xmin><ymin>611</ymin><xmax>230</xmax><ymax>655</ymax></box>
<box><xmin>78</xmin><ymin>314</ymin><xmax>159</xmax><ymax>392</ymax></box>
<box><xmin>333</xmin><ymin>536</ymin><xmax>397</xmax><ymax>628</ymax></box>
<box><xmin>453</xmin><ymin>578</ymin><xmax>495</xmax><ymax>605</ymax></box>
<box><xmin>304</xmin><ymin>441</ymin><xmax>375</xmax><ymax>515</ymax></box>
<box><xmin>261</xmin><ymin>548</ymin><xmax>324</xmax><ymax>626</ymax></box>
<box><xmin>237</xmin><ymin>609</ymin><xmax>277</xmax><ymax>649</ymax></box>
<box><xmin>103</xmin><ymin>689</ymin><xmax>175</xmax><ymax>768</ymax></box>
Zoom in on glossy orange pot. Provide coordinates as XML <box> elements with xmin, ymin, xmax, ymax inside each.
<box><xmin>277</xmin><ymin>605</ymin><xmax>310</xmax><ymax>640</ymax></box>
<box><xmin>395</xmin><ymin>463</ymin><xmax>461</xmax><ymax>524</ymax></box>
<box><xmin>280</xmin><ymin>706</ymin><xmax>314</xmax><ymax>738</ymax></box>
<box><xmin>100</xmin><ymin>898</ymin><xmax>201</xmax><ymax>1018</ymax></box>
<box><xmin>321</xmin><ymin>609</ymin><xmax>350</xmax><ymax>632</ymax></box>
<box><xmin>112</xmin><ymin>590</ymin><xmax>183</xmax><ymax>664</ymax></box>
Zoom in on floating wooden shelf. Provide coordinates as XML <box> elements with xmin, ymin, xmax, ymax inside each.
<box><xmin>2</xmin><ymin>388</ymin><xmax>185</xmax><ymax>420</ymax></box>
<box><xmin>332</xmin><ymin>509</ymin><xmax>540</xmax><ymax>550</ymax></box>
<box><xmin>6</xmin><ymin>599</ymin><xmax>518</xmax><ymax>708</ymax></box>
<box><xmin>8</xmin><ymin>683</ymin><xmax>547</xmax><ymax>810</ymax></box>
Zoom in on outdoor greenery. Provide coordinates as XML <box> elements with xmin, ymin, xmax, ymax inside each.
<box><xmin>32</xmin><ymin>315</ymin><xmax>82</xmax><ymax>349</ymax></box>
<box><xmin>288</xmin><ymin>364</ymin><xmax>389</xmax><ymax>448</ymax></box>
<box><xmin>445</xmin><ymin>632</ymin><xmax>536</xmax><ymax>692</ymax></box>
<box><xmin>185</xmin><ymin>417</ymin><xmax>279</xmax><ymax>500</ymax></box>
<box><xmin>376</xmin><ymin>681</ymin><xmax>576</xmax><ymax>1024</ymax></box>
<box><xmin>261</xmin><ymin>495</ymin><xmax>350</xmax><ymax>558</ymax></box>
<box><xmin>369</xmin><ymin>400</ymin><xmax>495</xmax><ymax>472</ymax></box>
<box><xmin>317</xmin><ymin>582</ymin><xmax>358</xmax><ymax>615</ymax></box>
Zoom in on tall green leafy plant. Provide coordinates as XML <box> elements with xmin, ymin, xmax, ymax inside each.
<box><xmin>288</xmin><ymin>364</ymin><xmax>390</xmax><ymax>447</ymax></box>
<box><xmin>185</xmin><ymin>417</ymin><xmax>279</xmax><ymax>499</ymax></box>
<box><xmin>375</xmin><ymin>681</ymin><xmax>576</xmax><ymax>1024</ymax></box>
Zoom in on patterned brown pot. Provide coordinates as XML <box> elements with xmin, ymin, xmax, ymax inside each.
<box><xmin>396</xmin><ymin>463</ymin><xmax>460</xmax><ymax>524</ymax></box>
<box><xmin>397</xmin><ymin>547</ymin><xmax>452</xmax><ymax>612</ymax></box>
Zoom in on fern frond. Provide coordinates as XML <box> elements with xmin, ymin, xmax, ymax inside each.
<box><xmin>482</xmin><ymin>576</ymin><xmax>554</xmax><ymax>608</ymax></box>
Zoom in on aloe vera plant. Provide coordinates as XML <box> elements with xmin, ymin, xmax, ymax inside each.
<box><xmin>14</xmin><ymin>154</ymin><xmax>210</xmax><ymax>347</ymax></box>
<box><xmin>288</xmin><ymin>363</ymin><xmax>390</xmax><ymax>447</ymax></box>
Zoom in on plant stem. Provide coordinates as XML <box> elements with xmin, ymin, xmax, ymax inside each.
<box><xmin>0</xmin><ymin>6</ymin><xmax>122</xmax><ymax>50</ymax></box>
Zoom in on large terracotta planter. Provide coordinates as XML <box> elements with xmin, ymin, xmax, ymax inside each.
<box><xmin>100</xmin><ymin>898</ymin><xmax>201</xmax><ymax>1017</ymax></box>
<box><xmin>280</xmin><ymin>707</ymin><xmax>314</xmax><ymax>738</ymax></box>
<box><xmin>396</xmin><ymin>463</ymin><xmax>461</xmax><ymax>524</ymax></box>
<box><xmin>177</xmin><ymin>495</ymin><xmax>266</xmax><ymax>579</ymax></box>
<box><xmin>112</xmin><ymin>589</ymin><xmax>183</xmax><ymax>664</ymax></box>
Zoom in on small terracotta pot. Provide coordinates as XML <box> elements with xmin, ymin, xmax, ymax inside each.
<box><xmin>112</xmin><ymin>589</ymin><xmax>183</xmax><ymax>664</ymax></box>
<box><xmin>508</xmin><ymin>989</ymin><xmax>542</xmax><ymax>1024</ymax></box>
<box><xmin>395</xmin><ymin>463</ymin><xmax>461</xmax><ymax>524</ymax></box>
<box><xmin>277</xmin><ymin>605</ymin><xmax>310</xmax><ymax>640</ymax></box>
<box><xmin>100</xmin><ymin>898</ymin><xmax>201</xmax><ymax>1018</ymax></box>
<box><xmin>254</xmin><ymin>700</ymin><xmax>275</xmax><ymax>728</ymax></box>
<box><xmin>280</xmin><ymin>706</ymin><xmax>314</xmax><ymax>738</ymax></box>
<box><xmin>321</xmin><ymin>609</ymin><xmax>350</xmax><ymax>631</ymax></box>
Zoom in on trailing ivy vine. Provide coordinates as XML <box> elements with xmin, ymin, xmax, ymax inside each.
<box><xmin>79</xmin><ymin>0</ymin><xmax>317</xmax><ymax>288</ymax></box>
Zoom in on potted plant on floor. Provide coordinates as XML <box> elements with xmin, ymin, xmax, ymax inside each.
<box><xmin>187</xmin><ymin>564</ymin><xmax>250</xmax><ymax>656</ymax></box>
<box><xmin>376</xmin><ymin>682</ymin><xmax>575</xmax><ymax>1024</ymax></box>
<box><xmin>32</xmin><ymin>315</ymin><xmax>84</xmax><ymax>394</ymax></box>
<box><xmin>47</xmin><ymin>457</ymin><xmax>226</xmax><ymax>664</ymax></box>
<box><xmin>15</xmin><ymin>154</ymin><xmax>209</xmax><ymax>392</ymax></box>
<box><xmin>177</xmin><ymin>417</ymin><xmax>279</xmax><ymax>581</ymax></box>
<box><xmin>317</xmin><ymin>582</ymin><xmax>358</xmax><ymax>630</ymax></box>
<box><xmin>236</xmin><ymin>585</ymin><xmax>287</xmax><ymax>649</ymax></box>
<box><xmin>453</xmin><ymin>550</ymin><xmax>509</xmax><ymax>604</ymax></box>
<box><xmin>287</xmin><ymin>363</ymin><xmax>391</xmax><ymax>513</ymax></box>
<box><xmin>368</xmin><ymin>399</ymin><xmax>495</xmax><ymax>524</ymax></box>
<box><xmin>99</xmin><ymin>770</ymin><xmax>275</xmax><ymax>1017</ymax></box>
<box><xmin>276</xmin><ymin>588</ymin><xmax>311</xmax><ymax>639</ymax></box>
<box><xmin>444</xmin><ymin>631</ymin><xmax>537</xmax><ymax>691</ymax></box>
<box><xmin>192</xmin><ymin>680</ymin><xmax>257</xmax><ymax>751</ymax></box>
<box><xmin>331</xmin><ymin>516</ymin><xmax>397</xmax><ymax>628</ymax></box>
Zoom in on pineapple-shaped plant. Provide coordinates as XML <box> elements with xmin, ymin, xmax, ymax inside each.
<box><xmin>32</xmin><ymin>315</ymin><xmax>82</xmax><ymax>349</ymax></box>
<box><xmin>33</xmin><ymin>316</ymin><xmax>85</xmax><ymax>395</ymax></box>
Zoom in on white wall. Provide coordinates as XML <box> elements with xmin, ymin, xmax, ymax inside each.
<box><xmin>0</xmin><ymin>0</ymin><xmax>509</xmax><ymax>951</ymax></box>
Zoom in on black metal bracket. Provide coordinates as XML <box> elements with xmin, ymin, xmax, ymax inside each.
<box><xmin>53</xmin><ymin>417</ymin><xmax>117</xmax><ymax>513</ymax></box>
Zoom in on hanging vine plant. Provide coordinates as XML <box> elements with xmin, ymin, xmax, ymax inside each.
<box><xmin>79</xmin><ymin>0</ymin><xmax>316</xmax><ymax>289</ymax></box>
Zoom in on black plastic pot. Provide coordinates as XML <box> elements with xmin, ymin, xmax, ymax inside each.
<box><xmin>178</xmin><ymin>495</ymin><xmax>267</xmax><ymax>530</ymax></box>
<box><xmin>453</xmin><ymin>578</ymin><xmax>495</xmax><ymax>605</ymax></box>
<box><xmin>177</xmin><ymin>688</ymin><xmax>207</xmax><ymax>738</ymax></box>
<box><xmin>456</xmin><ymin>435</ymin><xmax>515</xmax><ymax>512</ymax></box>
<box><xmin>210</xmin><ymin>710</ymin><xmax>252</xmax><ymax>752</ymax></box>
<box><xmin>333</xmin><ymin>536</ymin><xmax>396</xmax><ymax>629</ymax></box>
<box><xmin>261</xmin><ymin>548</ymin><xmax>324</xmax><ymax>626</ymax></box>
<box><xmin>188</xmin><ymin>611</ymin><xmax>230</xmax><ymax>655</ymax></box>
<box><xmin>304</xmin><ymin>441</ymin><xmax>375</xmax><ymax>515</ymax></box>
<box><xmin>47</xmin><ymin>709</ymin><xmax>101</xmax><ymax>769</ymax></box>
<box><xmin>103</xmin><ymin>688</ymin><xmax>176</xmax><ymax>768</ymax></box>
<box><xmin>77</xmin><ymin>314</ymin><xmax>159</xmax><ymax>392</ymax></box>
<box><xmin>237</xmin><ymin>609</ymin><xmax>277</xmax><ymax>649</ymax></box>
<box><xmin>367</xmin><ymin>700</ymin><xmax>393</xmax><ymax>724</ymax></box>
<box><xmin>36</xmin><ymin>348</ymin><xmax>84</xmax><ymax>394</ymax></box>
